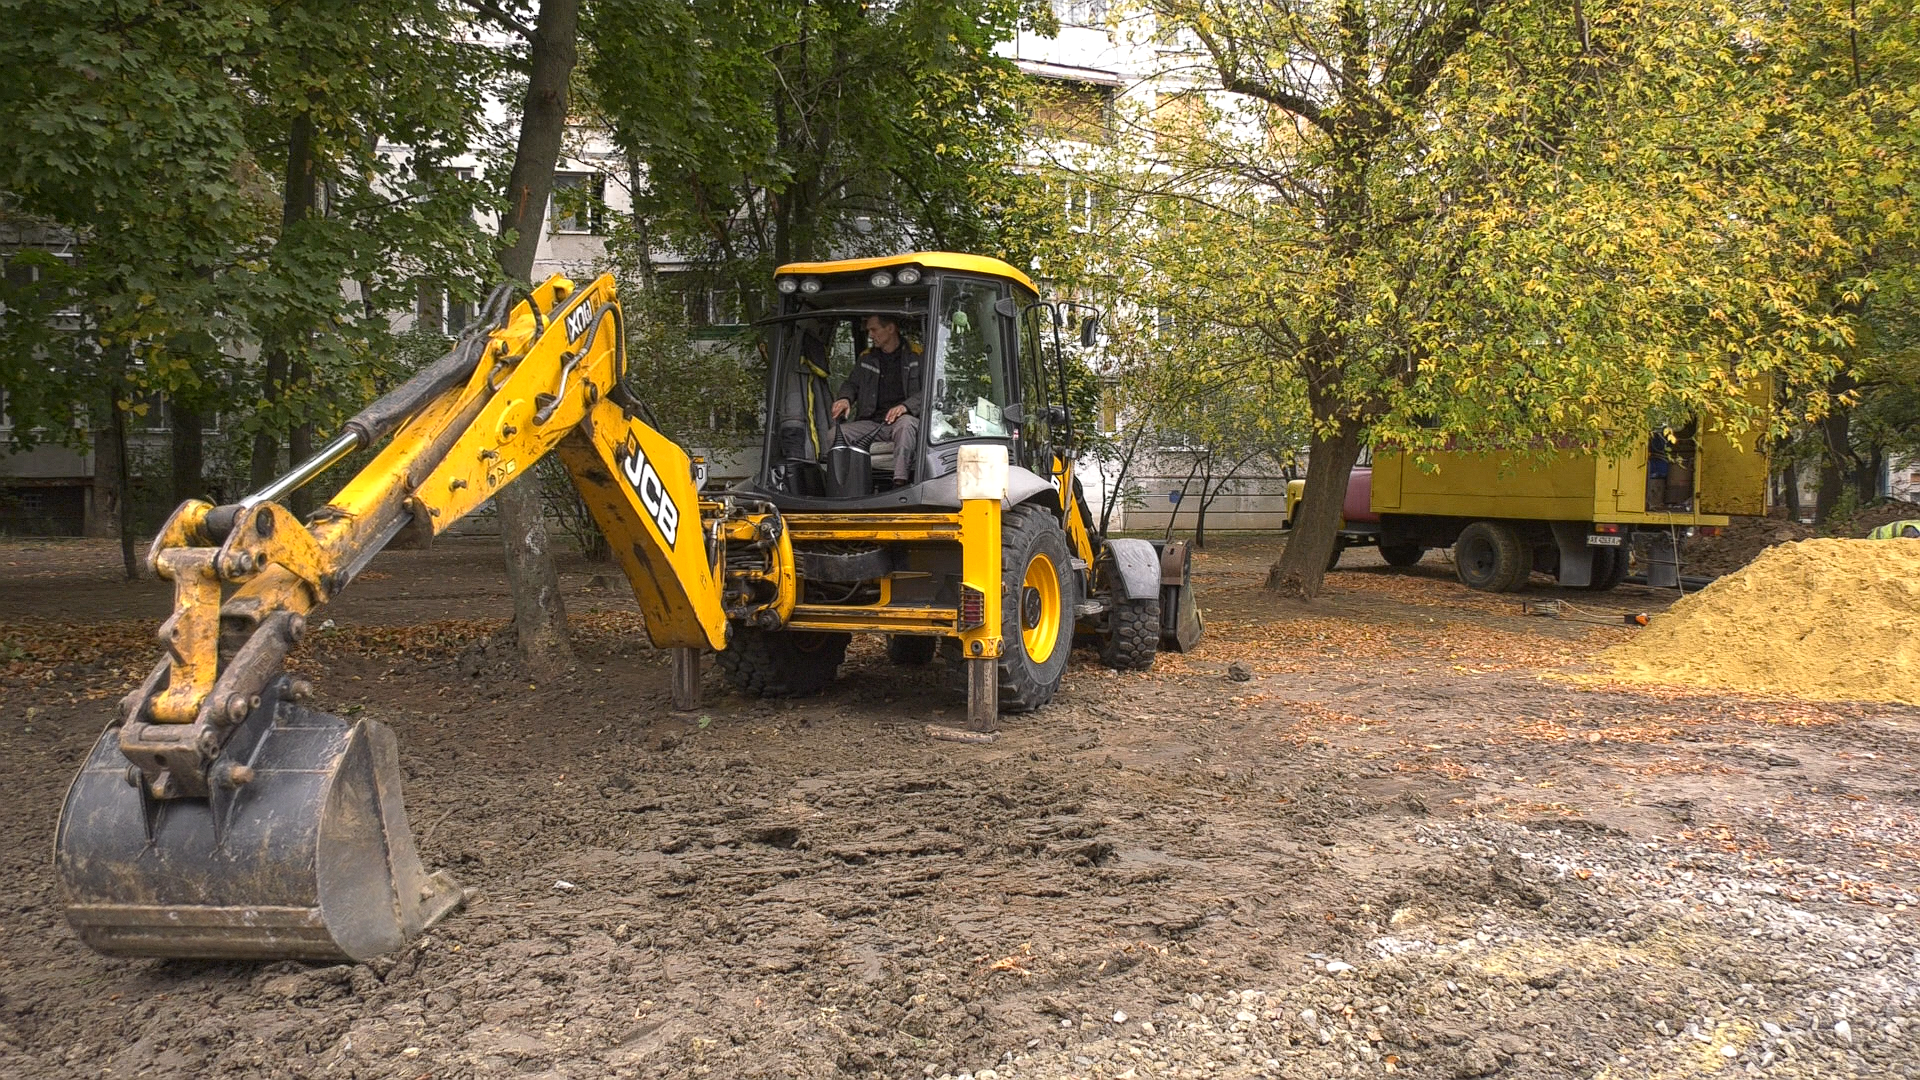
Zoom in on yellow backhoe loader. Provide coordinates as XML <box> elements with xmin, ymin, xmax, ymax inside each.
<box><xmin>55</xmin><ymin>252</ymin><xmax>1203</xmax><ymax>962</ymax></box>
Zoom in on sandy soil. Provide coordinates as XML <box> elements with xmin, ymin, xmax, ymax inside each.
<box><xmin>2</xmin><ymin>534</ymin><xmax>1916</xmax><ymax>1079</ymax></box>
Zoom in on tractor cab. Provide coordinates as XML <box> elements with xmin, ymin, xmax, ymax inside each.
<box><xmin>752</xmin><ymin>253</ymin><xmax>1062</xmax><ymax>509</ymax></box>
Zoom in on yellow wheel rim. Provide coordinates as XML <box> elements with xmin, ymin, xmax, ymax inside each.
<box><xmin>1019</xmin><ymin>552</ymin><xmax>1062</xmax><ymax>664</ymax></box>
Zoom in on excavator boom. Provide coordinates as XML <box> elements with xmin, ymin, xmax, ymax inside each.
<box><xmin>57</xmin><ymin>275</ymin><xmax>726</xmax><ymax>960</ymax></box>
<box><xmin>55</xmin><ymin>253</ymin><xmax>1204</xmax><ymax>962</ymax></box>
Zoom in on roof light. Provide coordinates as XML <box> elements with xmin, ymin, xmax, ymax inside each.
<box><xmin>896</xmin><ymin>266</ymin><xmax>921</xmax><ymax>285</ymax></box>
<box><xmin>869</xmin><ymin>271</ymin><xmax>894</xmax><ymax>288</ymax></box>
<box><xmin>776</xmin><ymin>276</ymin><xmax>798</xmax><ymax>294</ymax></box>
<box><xmin>799</xmin><ymin>277</ymin><xmax>822</xmax><ymax>295</ymax></box>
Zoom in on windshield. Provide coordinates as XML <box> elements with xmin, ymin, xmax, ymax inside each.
<box><xmin>929</xmin><ymin>278</ymin><xmax>1014</xmax><ymax>443</ymax></box>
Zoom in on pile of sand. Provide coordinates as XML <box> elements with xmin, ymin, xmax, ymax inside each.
<box><xmin>1604</xmin><ymin>538</ymin><xmax>1920</xmax><ymax>704</ymax></box>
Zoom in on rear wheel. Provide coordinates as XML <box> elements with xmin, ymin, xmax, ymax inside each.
<box><xmin>886</xmin><ymin>634</ymin><xmax>939</xmax><ymax>665</ymax></box>
<box><xmin>1326</xmin><ymin>540</ymin><xmax>1347</xmax><ymax>571</ymax></box>
<box><xmin>1099</xmin><ymin>594</ymin><xmax>1160</xmax><ymax>671</ymax></box>
<box><xmin>717</xmin><ymin>629</ymin><xmax>851</xmax><ymax>696</ymax></box>
<box><xmin>1583</xmin><ymin>546</ymin><xmax>1631</xmax><ymax>591</ymax></box>
<box><xmin>1454</xmin><ymin>521</ymin><xmax>1528</xmax><ymax>592</ymax></box>
<box><xmin>1380</xmin><ymin>543</ymin><xmax>1424</xmax><ymax>568</ymax></box>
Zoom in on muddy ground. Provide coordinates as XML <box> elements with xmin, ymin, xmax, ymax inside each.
<box><xmin>2</xmin><ymin>535</ymin><xmax>1916</xmax><ymax>1080</ymax></box>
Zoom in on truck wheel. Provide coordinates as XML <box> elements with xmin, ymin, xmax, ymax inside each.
<box><xmin>1380</xmin><ymin>543</ymin><xmax>1424</xmax><ymax>568</ymax></box>
<box><xmin>1454</xmin><ymin>521</ymin><xmax>1527</xmax><ymax>592</ymax></box>
<box><xmin>1583</xmin><ymin>546</ymin><xmax>1631</xmax><ymax>591</ymax></box>
<box><xmin>1326</xmin><ymin>540</ymin><xmax>1346</xmax><ymax>572</ymax></box>
<box><xmin>717</xmin><ymin>628</ymin><xmax>850</xmax><ymax>696</ymax></box>
<box><xmin>1099</xmin><ymin>593</ymin><xmax>1161</xmax><ymax>671</ymax></box>
<box><xmin>886</xmin><ymin>634</ymin><xmax>939</xmax><ymax>665</ymax></box>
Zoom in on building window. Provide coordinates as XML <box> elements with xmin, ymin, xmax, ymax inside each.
<box><xmin>550</xmin><ymin>172</ymin><xmax>607</xmax><ymax>235</ymax></box>
<box><xmin>3</xmin><ymin>250</ymin><xmax>83</xmax><ymax>328</ymax></box>
<box><xmin>1053</xmin><ymin>0</ymin><xmax>1108</xmax><ymax>27</ymax></box>
<box><xmin>661</xmin><ymin>272</ymin><xmax>742</xmax><ymax>329</ymax></box>
<box><xmin>419</xmin><ymin>283</ymin><xmax>474</xmax><ymax>336</ymax></box>
<box><xmin>1066</xmin><ymin>183</ymin><xmax>1097</xmax><ymax>232</ymax></box>
<box><xmin>1030</xmin><ymin>80</ymin><xmax>1116</xmax><ymax>144</ymax></box>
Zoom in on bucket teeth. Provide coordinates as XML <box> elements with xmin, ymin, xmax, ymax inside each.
<box><xmin>55</xmin><ymin>680</ymin><xmax>461</xmax><ymax>961</ymax></box>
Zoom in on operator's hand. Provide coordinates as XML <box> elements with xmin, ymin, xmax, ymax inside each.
<box><xmin>831</xmin><ymin>398</ymin><xmax>851</xmax><ymax>421</ymax></box>
<box><xmin>885</xmin><ymin>404</ymin><xmax>908</xmax><ymax>424</ymax></box>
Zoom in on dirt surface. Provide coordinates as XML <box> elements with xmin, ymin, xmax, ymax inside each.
<box><xmin>4</xmin><ymin>535</ymin><xmax>1918</xmax><ymax>1079</ymax></box>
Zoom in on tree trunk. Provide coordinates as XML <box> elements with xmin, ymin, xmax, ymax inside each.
<box><xmin>1814</xmin><ymin>399</ymin><xmax>1853</xmax><ymax>525</ymax></box>
<box><xmin>1163</xmin><ymin>453</ymin><xmax>1203</xmax><ymax>542</ymax></box>
<box><xmin>1855</xmin><ymin>444</ymin><xmax>1883</xmax><ymax>504</ymax></box>
<box><xmin>288</xmin><ymin>375</ymin><xmax>314</xmax><ymax>518</ymax></box>
<box><xmin>171</xmin><ymin>404</ymin><xmax>204</xmax><ymax>504</ymax></box>
<box><xmin>493</xmin><ymin>0</ymin><xmax>580</xmax><ymax>678</ymax></box>
<box><xmin>1098</xmin><ymin>425</ymin><xmax>1147</xmax><ymax>536</ymax></box>
<box><xmin>87</xmin><ymin>399</ymin><xmax>123</xmax><ymax>541</ymax></box>
<box><xmin>1194</xmin><ymin>451</ymin><xmax>1213</xmax><ymax>550</ymax></box>
<box><xmin>111</xmin><ymin>395</ymin><xmax>137</xmax><ymax>580</ymax></box>
<box><xmin>1265</xmin><ymin>423</ymin><xmax>1363</xmax><ymax>599</ymax></box>
<box><xmin>497</xmin><ymin>0</ymin><xmax>578</xmax><ymax>286</ymax></box>
<box><xmin>252</xmin><ymin>109</ymin><xmax>318</xmax><ymax>495</ymax></box>
<box><xmin>249</xmin><ymin>352</ymin><xmax>285</xmax><ymax>492</ymax></box>
<box><xmin>1780</xmin><ymin>466</ymin><xmax>1801</xmax><ymax>520</ymax></box>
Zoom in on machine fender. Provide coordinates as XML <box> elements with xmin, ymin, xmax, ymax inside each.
<box><xmin>1003</xmin><ymin>465</ymin><xmax>1060</xmax><ymax>513</ymax></box>
<box><xmin>1100</xmin><ymin>538</ymin><xmax>1162</xmax><ymax>601</ymax></box>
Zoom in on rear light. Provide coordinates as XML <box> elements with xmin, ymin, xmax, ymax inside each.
<box><xmin>1698</xmin><ymin>526</ymin><xmax>1721</xmax><ymax>537</ymax></box>
<box><xmin>958</xmin><ymin>585</ymin><xmax>986</xmax><ymax>629</ymax></box>
<box><xmin>1594</xmin><ymin>523</ymin><xmax>1622</xmax><ymax>534</ymax></box>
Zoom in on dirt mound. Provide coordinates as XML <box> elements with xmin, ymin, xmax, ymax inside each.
<box><xmin>1605</xmin><ymin>537</ymin><xmax>1920</xmax><ymax>703</ymax></box>
<box><xmin>1680</xmin><ymin>515</ymin><xmax>1813</xmax><ymax>576</ymax></box>
<box><xmin>1839</xmin><ymin>498</ymin><xmax>1920</xmax><ymax>537</ymax></box>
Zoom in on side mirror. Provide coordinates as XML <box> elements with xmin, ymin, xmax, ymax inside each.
<box><xmin>994</xmin><ymin>297</ymin><xmax>1019</xmax><ymax>319</ymax></box>
<box><xmin>1079</xmin><ymin>316</ymin><xmax>1098</xmax><ymax>347</ymax></box>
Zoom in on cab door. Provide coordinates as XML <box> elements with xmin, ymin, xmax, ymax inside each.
<box><xmin>1016</xmin><ymin>301</ymin><xmax>1055</xmax><ymax>473</ymax></box>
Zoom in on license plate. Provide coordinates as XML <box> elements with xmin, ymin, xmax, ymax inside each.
<box><xmin>1587</xmin><ymin>534</ymin><xmax>1624</xmax><ymax>547</ymax></box>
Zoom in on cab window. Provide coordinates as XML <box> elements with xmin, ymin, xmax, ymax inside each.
<box><xmin>929</xmin><ymin>278</ymin><xmax>1014</xmax><ymax>443</ymax></box>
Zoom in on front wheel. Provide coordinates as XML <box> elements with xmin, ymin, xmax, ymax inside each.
<box><xmin>717</xmin><ymin>629</ymin><xmax>851</xmax><ymax>696</ymax></box>
<box><xmin>1325</xmin><ymin>540</ymin><xmax>1347</xmax><ymax>572</ymax></box>
<box><xmin>1380</xmin><ymin>543</ymin><xmax>1424</xmax><ymax>568</ymax></box>
<box><xmin>948</xmin><ymin>505</ymin><xmax>1078</xmax><ymax>713</ymax></box>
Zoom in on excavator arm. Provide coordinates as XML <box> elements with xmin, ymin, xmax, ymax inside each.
<box><xmin>57</xmin><ymin>274</ymin><xmax>751</xmax><ymax>961</ymax></box>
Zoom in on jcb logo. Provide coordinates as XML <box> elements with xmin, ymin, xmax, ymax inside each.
<box><xmin>564</xmin><ymin>300</ymin><xmax>595</xmax><ymax>344</ymax></box>
<box><xmin>619</xmin><ymin>444</ymin><xmax>678</xmax><ymax>549</ymax></box>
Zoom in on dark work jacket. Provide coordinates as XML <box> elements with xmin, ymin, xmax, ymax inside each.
<box><xmin>837</xmin><ymin>341</ymin><xmax>924</xmax><ymax>422</ymax></box>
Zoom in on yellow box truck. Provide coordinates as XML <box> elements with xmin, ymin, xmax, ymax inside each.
<box><xmin>1285</xmin><ymin>419</ymin><xmax>1769</xmax><ymax>591</ymax></box>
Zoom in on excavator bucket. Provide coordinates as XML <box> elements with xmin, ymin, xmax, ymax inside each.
<box><xmin>55</xmin><ymin>679</ymin><xmax>461</xmax><ymax>961</ymax></box>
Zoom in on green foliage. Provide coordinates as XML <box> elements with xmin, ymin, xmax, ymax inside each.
<box><xmin>0</xmin><ymin>0</ymin><xmax>502</xmax><ymax>462</ymax></box>
<box><xmin>591</xmin><ymin>221</ymin><xmax>766</xmax><ymax>444</ymax></box>
<box><xmin>583</xmin><ymin>0</ymin><xmax>1039</xmax><ymax>304</ymax></box>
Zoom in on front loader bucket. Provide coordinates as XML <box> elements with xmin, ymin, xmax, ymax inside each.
<box><xmin>55</xmin><ymin>680</ymin><xmax>461</xmax><ymax>961</ymax></box>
